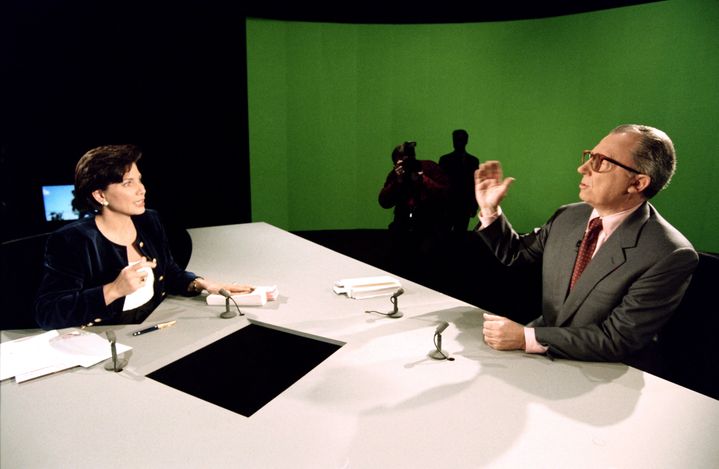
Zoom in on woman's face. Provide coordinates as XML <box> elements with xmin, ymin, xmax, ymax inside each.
<box><xmin>94</xmin><ymin>163</ymin><xmax>146</xmax><ymax>216</ymax></box>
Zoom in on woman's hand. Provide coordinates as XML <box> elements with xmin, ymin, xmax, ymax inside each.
<box><xmin>103</xmin><ymin>258</ymin><xmax>157</xmax><ymax>305</ymax></box>
<box><xmin>195</xmin><ymin>278</ymin><xmax>254</xmax><ymax>295</ymax></box>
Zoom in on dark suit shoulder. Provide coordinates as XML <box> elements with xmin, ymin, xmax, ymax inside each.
<box><xmin>439</xmin><ymin>152</ymin><xmax>479</xmax><ymax>166</ymax></box>
<box><xmin>51</xmin><ymin>215</ymin><xmax>96</xmax><ymax>235</ymax></box>
<box><xmin>545</xmin><ymin>202</ymin><xmax>592</xmax><ymax>225</ymax></box>
<box><xmin>48</xmin><ymin>216</ymin><xmax>101</xmax><ymax>246</ymax></box>
<box><xmin>644</xmin><ymin>204</ymin><xmax>696</xmax><ymax>251</ymax></box>
<box><xmin>556</xmin><ymin>201</ymin><xmax>592</xmax><ymax>214</ymax></box>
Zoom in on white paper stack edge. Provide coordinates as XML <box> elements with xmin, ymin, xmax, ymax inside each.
<box><xmin>333</xmin><ymin>276</ymin><xmax>402</xmax><ymax>299</ymax></box>
<box><xmin>206</xmin><ymin>285</ymin><xmax>279</xmax><ymax>306</ymax></box>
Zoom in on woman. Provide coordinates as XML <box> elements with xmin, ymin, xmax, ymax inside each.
<box><xmin>34</xmin><ymin>144</ymin><xmax>252</xmax><ymax>329</ymax></box>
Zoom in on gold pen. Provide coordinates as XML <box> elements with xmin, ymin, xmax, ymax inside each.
<box><xmin>131</xmin><ymin>320</ymin><xmax>177</xmax><ymax>336</ymax></box>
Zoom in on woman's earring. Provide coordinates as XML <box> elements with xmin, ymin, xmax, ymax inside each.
<box><xmin>101</xmin><ymin>200</ymin><xmax>109</xmax><ymax>207</ymax></box>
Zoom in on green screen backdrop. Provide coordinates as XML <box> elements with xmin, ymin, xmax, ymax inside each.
<box><xmin>247</xmin><ymin>0</ymin><xmax>719</xmax><ymax>252</ymax></box>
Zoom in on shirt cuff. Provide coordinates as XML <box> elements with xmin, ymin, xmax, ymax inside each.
<box><xmin>524</xmin><ymin>327</ymin><xmax>549</xmax><ymax>354</ymax></box>
<box><xmin>478</xmin><ymin>206</ymin><xmax>502</xmax><ymax>230</ymax></box>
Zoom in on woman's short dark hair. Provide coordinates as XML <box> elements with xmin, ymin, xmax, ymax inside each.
<box><xmin>73</xmin><ymin>144</ymin><xmax>143</xmax><ymax>212</ymax></box>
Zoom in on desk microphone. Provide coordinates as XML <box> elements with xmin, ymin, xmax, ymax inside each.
<box><xmin>429</xmin><ymin>321</ymin><xmax>453</xmax><ymax>361</ymax></box>
<box><xmin>103</xmin><ymin>330</ymin><xmax>129</xmax><ymax>372</ymax></box>
<box><xmin>363</xmin><ymin>288</ymin><xmax>405</xmax><ymax>318</ymax></box>
<box><xmin>388</xmin><ymin>288</ymin><xmax>404</xmax><ymax>318</ymax></box>
<box><xmin>218</xmin><ymin>288</ymin><xmax>244</xmax><ymax>319</ymax></box>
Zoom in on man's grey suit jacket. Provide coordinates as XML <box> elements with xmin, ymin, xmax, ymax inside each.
<box><xmin>477</xmin><ymin>201</ymin><xmax>698</xmax><ymax>361</ymax></box>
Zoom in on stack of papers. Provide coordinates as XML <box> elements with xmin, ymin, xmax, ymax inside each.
<box><xmin>0</xmin><ymin>329</ymin><xmax>132</xmax><ymax>383</ymax></box>
<box><xmin>206</xmin><ymin>285</ymin><xmax>279</xmax><ymax>307</ymax></box>
<box><xmin>333</xmin><ymin>276</ymin><xmax>402</xmax><ymax>299</ymax></box>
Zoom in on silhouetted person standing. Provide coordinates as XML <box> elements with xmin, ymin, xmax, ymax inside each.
<box><xmin>439</xmin><ymin>129</ymin><xmax>480</xmax><ymax>232</ymax></box>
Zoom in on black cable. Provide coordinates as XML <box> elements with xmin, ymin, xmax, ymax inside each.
<box><xmin>364</xmin><ymin>310</ymin><xmax>393</xmax><ymax>316</ymax></box>
<box><xmin>228</xmin><ymin>296</ymin><xmax>245</xmax><ymax>316</ymax></box>
<box><xmin>364</xmin><ymin>289</ymin><xmax>403</xmax><ymax>318</ymax></box>
<box><xmin>433</xmin><ymin>333</ymin><xmax>454</xmax><ymax>361</ymax></box>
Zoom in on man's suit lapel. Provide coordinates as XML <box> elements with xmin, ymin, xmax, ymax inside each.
<box><xmin>557</xmin><ymin>202</ymin><xmax>650</xmax><ymax>326</ymax></box>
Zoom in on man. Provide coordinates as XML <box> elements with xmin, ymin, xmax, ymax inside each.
<box><xmin>439</xmin><ymin>129</ymin><xmax>480</xmax><ymax>232</ymax></box>
<box><xmin>379</xmin><ymin>141</ymin><xmax>449</xmax><ymax>283</ymax></box>
<box><xmin>475</xmin><ymin>124</ymin><xmax>698</xmax><ymax>361</ymax></box>
<box><xmin>379</xmin><ymin>141</ymin><xmax>449</xmax><ymax>232</ymax></box>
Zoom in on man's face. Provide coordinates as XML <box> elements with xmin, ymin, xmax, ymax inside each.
<box><xmin>577</xmin><ymin>131</ymin><xmax>642</xmax><ymax>215</ymax></box>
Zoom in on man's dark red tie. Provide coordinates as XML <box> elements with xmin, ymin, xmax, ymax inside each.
<box><xmin>570</xmin><ymin>217</ymin><xmax>603</xmax><ymax>290</ymax></box>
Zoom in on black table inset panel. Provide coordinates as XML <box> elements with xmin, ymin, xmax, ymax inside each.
<box><xmin>148</xmin><ymin>324</ymin><xmax>342</xmax><ymax>417</ymax></box>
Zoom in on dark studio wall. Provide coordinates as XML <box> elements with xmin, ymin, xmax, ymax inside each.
<box><xmin>1</xmin><ymin>1</ymin><xmax>251</xmax><ymax>242</ymax></box>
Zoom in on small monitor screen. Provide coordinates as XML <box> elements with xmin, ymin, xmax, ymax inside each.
<box><xmin>42</xmin><ymin>185</ymin><xmax>79</xmax><ymax>222</ymax></box>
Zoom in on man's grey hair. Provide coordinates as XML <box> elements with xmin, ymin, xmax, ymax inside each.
<box><xmin>611</xmin><ymin>124</ymin><xmax>676</xmax><ymax>199</ymax></box>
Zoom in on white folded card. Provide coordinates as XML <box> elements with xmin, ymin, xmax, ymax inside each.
<box><xmin>206</xmin><ymin>285</ymin><xmax>279</xmax><ymax>306</ymax></box>
<box><xmin>333</xmin><ymin>276</ymin><xmax>402</xmax><ymax>299</ymax></box>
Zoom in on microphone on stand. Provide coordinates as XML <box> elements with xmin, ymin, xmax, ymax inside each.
<box><xmin>218</xmin><ymin>288</ymin><xmax>244</xmax><ymax>319</ymax></box>
<box><xmin>363</xmin><ymin>288</ymin><xmax>405</xmax><ymax>318</ymax></box>
<box><xmin>428</xmin><ymin>320</ymin><xmax>453</xmax><ymax>361</ymax></box>
<box><xmin>104</xmin><ymin>330</ymin><xmax>129</xmax><ymax>372</ymax></box>
<box><xmin>387</xmin><ymin>288</ymin><xmax>404</xmax><ymax>318</ymax></box>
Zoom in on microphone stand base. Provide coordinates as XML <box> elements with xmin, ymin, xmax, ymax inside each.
<box><xmin>387</xmin><ymin>311</ymin><xmax>403</xmax><ymax>318</ymax></box>
<box><xmin>220</xmin><ymin>311</ymin><xmax>238</xmax><ymax>319</ymax></box>
<box><xmin>103</xmin><ymin>358</ymin><xmax>129</xmax><ymax>372</ymax></box>
<box><xmin>428</xmin><ymin>349</ymin><xmax>449</xmax><ymax>360</ymax></box>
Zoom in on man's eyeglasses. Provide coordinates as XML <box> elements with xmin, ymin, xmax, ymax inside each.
<box><xmin>582</xmin><ymin>150</ymin><xmax>642</xmax><ymax>174</ymax></box>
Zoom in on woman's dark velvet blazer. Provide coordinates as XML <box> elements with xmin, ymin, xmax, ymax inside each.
<box><xmin>35</xmin><ymin>209</ymin><xmax>198</xmax><ymax>330</ymax></box>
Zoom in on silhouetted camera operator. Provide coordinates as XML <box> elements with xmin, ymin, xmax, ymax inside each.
<box><xmin>379</xmin><ymin>141</ymin><xmax>449</xmax><ymax>283</ymax></box>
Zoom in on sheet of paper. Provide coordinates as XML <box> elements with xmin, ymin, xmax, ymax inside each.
<box><xmin>1</xmin><ymin>329</ymin><xmax>132</xmax><ymax>383</ymax></box>
<box><xmin>1</xmin><ymin>330</ymin><xmax>61</xmax><ymax>381</ymax></box>
<box><xmin>123</xmin><ymin>265</ymin><xmax>154</xmax><ymax>310</ymax></box>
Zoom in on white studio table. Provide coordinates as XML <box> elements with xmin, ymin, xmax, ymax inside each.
<box><xmin>2</xmin><ymin>222</ymin><xmax>718</xmax><ymax>469</ymax></box>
